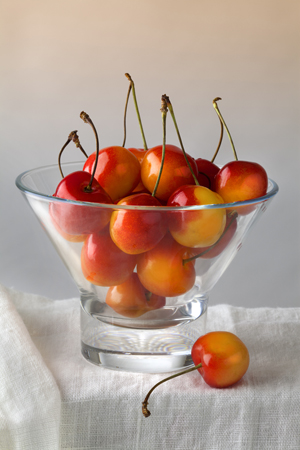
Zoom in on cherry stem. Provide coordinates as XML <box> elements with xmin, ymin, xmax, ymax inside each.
<box><xmin>125</xmin><ymin>73</ymin><xmax>148</xmax><ymax>151</ymax></box>
<box><xmin>162</xmin><ymin>94</ymin><xmax>199</xmax><ymax>186</ymax></box>
<box><xmin>142</xmin><ymin>362</ymin><xmax>203</xmax><ymax>418</ymax></box>
<box><xmin>152</xmin><ymin>96</ymin><xmax>168</xmax><ymax>197</ymax></box>
<box><xmin>122</xmin><ymin>82</ymin><xmax>132</xmax><ymax>147</ymax></box>
<box><xmin>58</xmin><ymin>131</ymin><xmax>88</xmax><ymax>178</ymax></box>
<box><xmin>80</xmin><ymin>111</ymin><xmax>99</xmax><ymax>192</ymax></box>
<box><xmin>213</xmin><ymin>98</ymin><xmax>238</xmax><ymax>161</ymax></box>
<box><xmin>211</xmin><ymin>113</ymin><xmax>224</xmax><ymax>163</ymax></box>
<box><xmin>182</xmin><ymin>211</ymin><xmax>238</xmax><ymax>264</ymax></box>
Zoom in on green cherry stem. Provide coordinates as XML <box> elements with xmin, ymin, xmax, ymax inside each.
<box><xmin>182</xmin><ymin>211</ymin><xmax>238</xmax><ymax>265</ymax></box>
<box><xmin>152</xmin><ymin>96</ymin><xmax>168</xmax><ymax>198</ymax></box>
<box><xmin>213</xmin><ymin>97</ymin><xmax>238</xmax><ymax>161</ymax></box>
<box><xmin>80</xmin><ymin>111</ymin><xmax>100</xmax><ymax>192</ymax></box>
<box><xmin>122</xmin><ymin>81</ymin><xmax>132</xmax><ymax>147</ymax></box>
<box><xmin>211</xmin><ymin>112</ymin><xmax>224</xmax><ymax>163</ymax></box>
<box><xmin>125</xmin><ymin>73</ymin><xmax>148</xmax><ymax>151</ymax></box>
<box><xmin>58</xmin><ymin>131</ymin><xmax>87</xmax><ymax>178</ymax></box>
<box><xmin>142</xmin><ymin>362</ymin><xmax>203</xmax><ymax>418</ymax></box>
<box><xmin>162</xmin><ymin>94</ymin><xmax>199</xmax><ymax>186</ymax></box>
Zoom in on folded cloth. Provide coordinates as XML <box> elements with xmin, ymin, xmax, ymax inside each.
<box><xmin>0</xmin><ymin>284</ymin><xmax>61</xmax><ymax>450</ymax></box>
<box><xmin>1</xmin><ymin>282</ymin><xmax>300</xmax><ymax>450</ymax></box>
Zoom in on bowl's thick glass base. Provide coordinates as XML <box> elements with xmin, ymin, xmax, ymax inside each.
<box><xmin>80</xmin><ymin>294</ymin><xmax>208</xmax><ymax>373</ymax></box>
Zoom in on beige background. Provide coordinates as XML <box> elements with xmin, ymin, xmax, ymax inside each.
<box><xmin>0</xmin><ymin>0</ymin><xmax>299</xmax><ymax>307</ymax></box>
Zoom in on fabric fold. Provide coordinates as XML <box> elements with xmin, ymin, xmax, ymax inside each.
<box><xmin>0</xmin><ymin>284</ymin><xmax>61</xmax><ymax>450</ymax></box>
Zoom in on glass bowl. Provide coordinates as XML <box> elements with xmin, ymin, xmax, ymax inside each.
<box><xmin>16</xmin><ymin>161</ymin><xmax>278</xmax><ymax>373</ymax></box>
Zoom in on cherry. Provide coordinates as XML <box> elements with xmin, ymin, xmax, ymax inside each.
<box><xmin>51</xmin><ymin>171</ymin><xmax>112</xmax><ymax>236</ymax></box>
<box><xmin>137</xmin><ymin>232</ymin><xmax>196</xmax><ymax>298</ymax></box>
<box><xmin>190</xmin><ymin>211</ymin><xmax>238</xmax><ymax>259</ymax></box>
<box><xmin>50</xmin><ymin>113</ymin><xmax>113</xmax><ymax>237</ymax></box>
<box><xmin>140</xmin><ymin>95</ymin><xmax>199</xmax><ymax>202</ymax></box>
<box><xmin>142</xmin><ymin>331</ymin><xmax>249</xmax><ymax>417</ymax></box>
<box><xmin>215</xmin><ymin>160</ymin><xmax>268</xmax><ymax>203</ymax></box>
<box><xmin>106</xmin><ymin>273</ymin><xmax>165</xmax><ymax>318</ymax></box>
<box><xmin>110</xmin><ymin>192</ymin><xmax>168</xmax><ymax>255</ymax></box>
<box><xmin>81</xmin><ymin>226</ymin><xmax>137</xmax><ymax>286</ymax></box>
<box><xmin>141</xmin><ymin>144</ymin><xmax>198</xmax><ymax>202</ymax></box>
<box><xmin>167</xmin><ymin>185</ymin><xmax>226</xmax><ymax>248</ymax></box>
<box><xmin>83</xmin><ymin>146</ymin><xmax>141</xmax><ymax>202</ymax></box>
<box><xmin>191</xmin><ymin>331</ymin><xmax>249</xmax><ymax>388</ymax></box>
<box><xmin>212</xmin><ymin>98</ymin><xmax>268</xmax><ymax>204</ymax></box>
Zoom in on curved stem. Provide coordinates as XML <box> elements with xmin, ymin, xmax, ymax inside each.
<box><xmin>58</xmin><ymin>137</ymin><xmax>72</xmax><ymax>178</ymax></box>
<box><xmin>125</xmin><ymin>73</ymin><xmax>148</xmax><ymax>151</ymax></box>
<box><xmin>80</xmin><ymin>111</ymin><xmax>99</xmax><ymax>192</ymax></box>
<box><xmin>152</xmin><ymin>96</ymin><xmax>168</xmax><ymax>197</ymax></box>
<box><xmin>162</xmin><ymin>95</ymin><xmax>199</xmax><ymax>186</ymax></box>
<box><xmin>211</xmin><ymin>115</ymin><xmax>224</xmax><ymax>163</ymax></box>
<box><xmin>122</xmin><ymin>82</ymin><xmax>132</xmax><ymax>147</ymax></box>
<box><xmin>182</xmin><ymin>211</ymin><xmax>238</xmax><ymax>264</ymax></box>
<box><xmin>142</xmin><ymin>362</ymin><xmax>202</xmax><ymax>418</ymax></box>
<box><xmin>58</xmin><ymin>131</ymin><xmax>88</xmax><ymax>178</ymax></box>
<box><xmin>213</xmin><ymin>97</ymin><xmax>238</xmax><ymax>161</ymax></box>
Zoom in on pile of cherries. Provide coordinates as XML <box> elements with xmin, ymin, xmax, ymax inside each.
<box><xmin>50</xmin><ymin>76</ymin><xmax>268</xmax><ymax>319</ymax></box>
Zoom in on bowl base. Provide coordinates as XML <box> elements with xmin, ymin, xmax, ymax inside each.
<box><xmin>81</xmin><ymin>341</ymin><xmax>195</xmax><ymax>373</ymax></box>
<box><xmin>80</xmin><ymin>296</ymin><xmax>208</xmax><ymax>373</ymax></box>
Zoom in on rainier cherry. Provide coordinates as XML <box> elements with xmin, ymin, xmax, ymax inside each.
<box><xmin>167</xmin><ymin>185</ymin><xmax>226</xmax><ymax>248</ymax></box>
<box><xmin>81</xmin><ymin>226</ymin><xmax>136</xmax><ymax>286</ymax></box>
<box><xmin>137</xmin><ymin>232</ymin><xmax>196</xmax><ymax>298</ymax></box>
<box><xmin>142</xmin><ymin>331</ymin><xmax>249</xmax><ymax>417</ymax></box>
<box><xmin>83</xmin><ymin>146</ymin><xmax>141</xmax><ymax>202</ymax></box>
<box><xmin>141</xmin><ymin>144</ymin><xmax>198</xmax><ymax>202</ymax></box>
<box><xmin>141</xmin><ymin>95</ymin><xmax>199</xmax><ymax>202</ymax></box>
<box><xmin>83</xmin><ymin>73</ymin><xmax>148</xmax><ymax>203</ymax></box>
<box><xmin>213</xmin><ymin>98</ymin><xmax>268</xmax><ymax>204</ymax></box>
<box><xmin>110</xmin><ymin>193</ymin><xmax>168</xmax><ymax>255</ymax></box>
<box><xmin>106</xmin><ymin>273</ymin><xmax>165</xmax><ymax>318</ymax></box>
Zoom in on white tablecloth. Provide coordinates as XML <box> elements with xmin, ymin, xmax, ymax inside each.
<box><xmin>0</xmin><ymin>283</ymin><xmax>299</xmax><ymax>450</ymax></box>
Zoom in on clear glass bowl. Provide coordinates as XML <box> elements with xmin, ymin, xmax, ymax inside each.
<box><xmin>16</xmin><ymin>161</ymin><xmax>278</xmax><ymax>373</ymax></box>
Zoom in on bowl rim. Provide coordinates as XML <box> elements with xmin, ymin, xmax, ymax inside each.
<box><xmin>15</xmin><ymin>161</ymin><xmax>279</xmax><ymax>211</ymax></box>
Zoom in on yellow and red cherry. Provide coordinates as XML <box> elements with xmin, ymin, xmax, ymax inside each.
<box><xmin>140</xmin><ymin>144</ymin><xmax>198</xmax><ymax>202</ymax></box>
<box><xmin>193</xmin><ymin>211</ymin><xmax>238</xmax><ymax>259</ymax></box>
<box><xmin>191</xmin><ymin>331</ymin><xmax>249</xmax><ymax>388</ymax></box>
<box><xmin>142</xmin><ymin>331</ymin><xmax>249</xmax><ymax>417</ymax></box>
<box><xmin>196</xmin><ymin>158</ymin><xmax>220</xmax><ymax>190</ymax></box>
<box><xmin>110</xmin><ymin>193</ymin><xmax>168</xmax><ymax>255</ymax></box>
<box><xmin>212</xmin><ymin>98</ymin><xmax>268</xmax><ymax>203</ymax></box>
<box><xmin>50</xmin><ymin>211</ymin><xmax>87</xmax><ymax>242</ymax></box>
<box><xmin>83</xmin><ymin>145</ymin><xmax>141</xmax><ymax>202</ymax></box>
<box><xmin>215</xmin><ymin>161</ymin><xmax>268</xmax><ymax>203</ymax></box>
<box><xmin>137</xmin><ymin>233</ymin><xmax>196</xmax><ymax>298</ymax></box>
<box><xmin>81</xmin><ymin>227</ymin><xmax>137</xmax><ymax>286</ymax></box>
<box><xmin>167</xmin><ymin>185</ymin><xmax>226</xmax><ymax>248</ymax></box>
<box><xmin>106</xmin><ymin>273</ymin><xmax>165</xmax><ymax>318</ymax></box>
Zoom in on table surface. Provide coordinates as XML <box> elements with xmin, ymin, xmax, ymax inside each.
<box><xmin>1</xmin><ymin>284</ymin><xmax>299</xmax><ymax>450</ymax></box>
